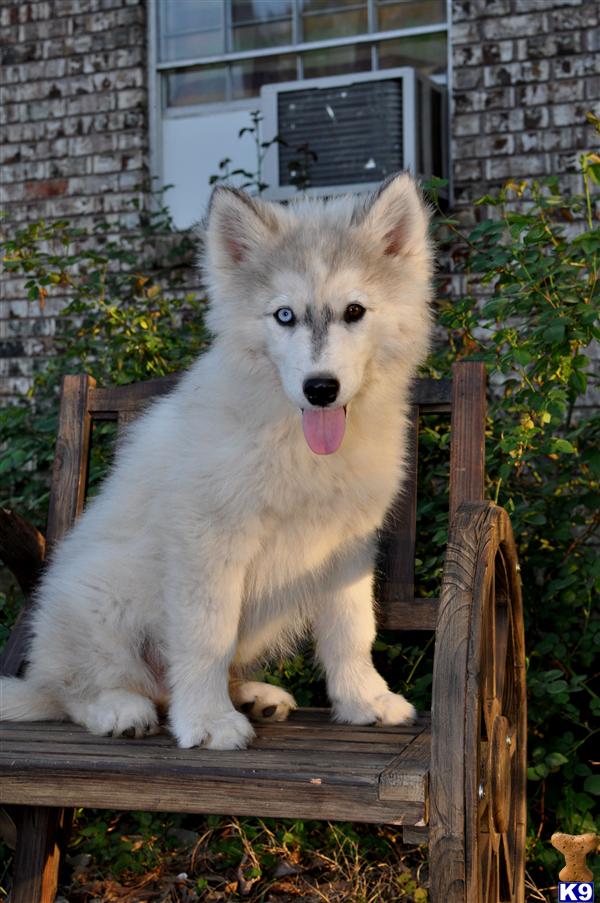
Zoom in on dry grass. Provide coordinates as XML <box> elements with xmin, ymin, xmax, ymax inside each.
<box><xmin>59</xmin><ymin>817</ymin><xmax>430</xmax><ymax>903</ymax></box>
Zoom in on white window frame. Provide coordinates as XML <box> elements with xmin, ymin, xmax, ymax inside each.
<box><xmin>147</xmin><ymin>0</ymin><xmax>452</xmax><ymax>196</ymax></box>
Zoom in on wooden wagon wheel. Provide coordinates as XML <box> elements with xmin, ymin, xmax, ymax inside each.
<box><xmin>430</xmin><ymin>502</ymin><xmax>527</xmax><ymax>903</ymax></box>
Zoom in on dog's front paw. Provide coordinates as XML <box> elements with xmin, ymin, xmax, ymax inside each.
<box><xmin>172</xmin><ymin>709</ymin><xmax>255</xmax><ymax>750</ymax></box>
<box><xmin>333</xmin><ymin>691</ymin><xmax>416</xmax><ymax>726</ymax></box>
<box><xmin>230</xmin><ymin>680</ymin><xmax>297</xmax><ymax>722</ymax></box>
<box><xmin>76</xmin><ymin>689</ymin><xmax>160</xmax><ymax>738</ymax></box>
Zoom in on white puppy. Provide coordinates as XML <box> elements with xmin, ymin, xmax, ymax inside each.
<box><xmin>0</xmin><ymin>174</ymin><xmax>432</xmax><ymax>749</ymax></box>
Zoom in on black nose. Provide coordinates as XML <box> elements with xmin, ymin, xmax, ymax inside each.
<box><xmin>303</xmin><ymin>377</ymin><xmax>340</xmax><ymax>407</ymax></box>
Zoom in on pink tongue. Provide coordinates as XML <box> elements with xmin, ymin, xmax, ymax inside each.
<box><xmin>302</xmin><ymin>407</ymin><xmax>346</xmax><ymax>455</ymax></box>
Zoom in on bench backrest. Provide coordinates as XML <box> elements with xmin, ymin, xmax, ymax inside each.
<box><xmin>44</xmin><ymin>360</ymin><xmax>486</xmax><ymax>634</ymax></box>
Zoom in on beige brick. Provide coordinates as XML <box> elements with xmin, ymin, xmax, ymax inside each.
<box><xmin>481</xmin><ymin>12</ymin><xmax>549</xmax><ymax>39</ymax></box>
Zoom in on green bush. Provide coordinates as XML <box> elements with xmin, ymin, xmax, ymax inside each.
<box><xmin>1</xmin><ymin>133</ymin><xmax>599</xmax><ymax>894</ymax></box>
<box><xmin>0</xmin><ymin>189</ymin><xmax>207</xmax><ymax>523</ymax></box>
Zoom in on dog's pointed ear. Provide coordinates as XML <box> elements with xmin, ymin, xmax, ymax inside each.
<box><xmin>206</xmin><ymin>186</ymin><xmax>282</xmax><ymax>266</ymax></box>
<box><xmin>359</xmin><ymin>173</ymin><xmax>430</xmax><ymax>258</ymax></box>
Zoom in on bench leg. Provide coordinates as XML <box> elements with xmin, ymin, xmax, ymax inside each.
<box><xmin>12</xmin><ymin>806</ymin><xmax>72</xmax><ymax>903</ymax></box>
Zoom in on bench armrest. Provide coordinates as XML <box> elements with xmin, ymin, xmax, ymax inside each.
<box><xmin>0</xmin><ymin>507</ymin><xmax>46</xmax><ymax>596</ymax></box>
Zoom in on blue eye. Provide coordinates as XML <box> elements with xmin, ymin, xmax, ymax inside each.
<box><xmin>274</xmin><ymin>307</ymin><xmax>295</xmax><ymax>326</ymax></box>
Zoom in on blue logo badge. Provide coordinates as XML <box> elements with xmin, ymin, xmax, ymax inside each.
<box><xmin>558</xmin><ymin>883</ymin><xmax>595</xmax><ymax>902</ymax></box>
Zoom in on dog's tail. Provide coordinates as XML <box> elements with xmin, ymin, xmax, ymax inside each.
<box><xmin>0</xmin><ymin>676</ymin><xmax>63</xmax><ymax>721</ymax></box>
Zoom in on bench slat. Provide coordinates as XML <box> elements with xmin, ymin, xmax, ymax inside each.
<box><xmin>3</xmin><ymin>770</ymin><xmax>425</xmax><ymax>825</ymax></box>
<box><xmin>0</xmin><ymin>712</ymin><xmax>430</xmax><ymax>826</ymax></box>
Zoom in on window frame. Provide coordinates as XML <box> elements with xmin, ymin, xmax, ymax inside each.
<box><xmin>147</xmin><ymin>0</ymin><xmax>452</xmax><ymax>196</ymax></box>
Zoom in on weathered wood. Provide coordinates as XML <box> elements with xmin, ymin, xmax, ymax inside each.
<box><xmin>117</xmin><ymin>410</ymin><xmax>138</xmax><ymax>428</ymax></box>
<box><xmin>0</xmin><ymin>510</ymin><xmax>46</xmax><ymax>677</ymax></box>
<box><xmin>378</xmin><ymin>407</ymin><xmax>419</xmax><ymax>612</ymax></box>
<box><xmin>0</xmin><ymin>508</ymin><xmax>45</xmax><ymax>596</ymax></box>
<box><xmin>90</xmin><ymin>374</ymin><xmax>181</xmax><ymax>414</ymax></box>
<box><xmin>403</xmin><ymin>825</ymin><xmax>428</xmax><ymax>844</ymax></box>
<box><xmin>0</xmin><ymin>807</ymin><xmax>16</xmax><ymax>848</ymax></box>
<box><xmin>449</xmin><ymin>362</ymin><xmax>486</xmax><ymax>521</ymax></box>
<box><xmin>0</xmin><ymin>713</ymin><xmax>429</xmax><ymax>825</ymax></box>
<box><xmin>429</xmin><ymin>502</ymin><xmax>526</xmax><ymax>903</ymax></box>
<box><xmin>429</xmin><ymin>502</ymin><xmax>489</xmax><ymax>902</ymax></box>
<box><xmin>1</xmin><ymin>715</ymin><xmax>430</xmax><ymax>752</ymax></box>
<box><xmin>380</xmin><ymin>598</ymin><xmax>439</xmax><ymax>631</ymax></box>
<box><xmin>11</xmin><ymin>806</ymin><xmax>69</xmax><ymax>903</ymax></box>
<box><xmin>0</xmin><ymin>616</ymin><xmax>32</xmax><ymax>678</ymax></box>
<box><xmin>411</xmin><ymin>377</ymin><xmax>452</xmax><ymax>410</ymax></box>
<box><xmin>0</xmin><ymin>714</ymin><xmax>427</xmax><ymax>782</ymax></box>
<box><xmin>379</xmin><ymin>720</ymin><xmax>430</xmax><ymax>803</ymax></box>
<box><xmin>45</xmin><ymin>374</ymin><xmax>96</xmax><ymax>549</ymax></box>
<box><xmin>4</xmin><ymin>770</ymin><xmax>424</xmax><ymax>825</ymax></box>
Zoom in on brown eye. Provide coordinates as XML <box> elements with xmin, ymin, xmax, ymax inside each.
<box><xmin>344</xmin><ymin>303</ymin><xmax>366</xmax><ymax>324</ymax></box>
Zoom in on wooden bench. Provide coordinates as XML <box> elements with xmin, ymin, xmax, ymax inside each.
<box><xmin>0</xmin><ymin>360</ymin><xmax>527</xmax><ymax>903</ymax></box>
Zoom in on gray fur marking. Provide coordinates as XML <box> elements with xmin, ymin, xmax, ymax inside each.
<box><xmin>304</xmin><ymin>305</ymin><xmax>334</xmax><ymax>359</ymax></box>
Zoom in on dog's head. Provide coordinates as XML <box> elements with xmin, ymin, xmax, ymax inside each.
<box><xmin>202</xmin><ymin>174</ymin><xmax>433</xmax><ymax>454</ymax></box>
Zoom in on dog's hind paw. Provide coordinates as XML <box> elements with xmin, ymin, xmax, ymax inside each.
<box><xmin>230</xmin><ymin>680</ymin><xmax>297</xmax><ymax>723</ymax></box>
<box><xmin>333</xmin><ymin>691</ymin><xmax>416</xmax><ymax>727</ymax></box>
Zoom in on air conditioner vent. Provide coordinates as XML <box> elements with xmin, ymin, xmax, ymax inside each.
<box><xmin>261</xmin><ymin>67</ymin><xmax>448</xmax><ymax>201</ymax></box>
<box><xmin>277</xmin><ymin>81</ymin><xmax>404</xmax><ymax>189</ymax></box>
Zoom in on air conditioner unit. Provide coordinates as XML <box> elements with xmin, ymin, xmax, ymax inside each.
<box><xmin>261</xmin><ymin>67</ymin><xmax>448</xmax><ymax>201</ymax></box>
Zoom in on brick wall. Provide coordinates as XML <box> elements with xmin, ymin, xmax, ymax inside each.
<box><xmin>449</xmin><ymin>0</ymin><xmax>600</xmax><ymax>413</ymax></box>
<box><xmin>451</xmin><ymin>0</ymin><xmax>600</xmax><ymax>215</ymax></box>
<box><xmin>0</xmin><ymin>0</ymin><xmax>148</xmax><ymax>403</ymax></box>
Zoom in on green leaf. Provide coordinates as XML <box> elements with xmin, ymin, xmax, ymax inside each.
<box><xmin>547</xmin><ymin>680</ymin><xmax>569</xmax><ymax>694</ymax></box>
<box><xmin>543</xmin><ymin>322</ymin><xmax>565</xmax><ymax>343</ymax></box>
<box><xmin>545</xmin><ymin>752</ymin><xmax>568</xmax><ymax>768</ymax></box>
<box><xmin>513</xmin><ymin>349</ymin><xmax>533</xmax><ymax>366</ymax></box>
<box><xmin>552</xmin><ymin>438</ymin><xmax>577</xmax><ymax>454</ymax></box>
<box><xmin>583</xmin><ymin>775</ymin><xmax>600</xmax><ymax>795</ymax></box>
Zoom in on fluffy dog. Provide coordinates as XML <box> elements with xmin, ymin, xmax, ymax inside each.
<box><xmin>0</xmin><ymin>173</ymin><xmax>433</xmax><ymax>749</ymax></box>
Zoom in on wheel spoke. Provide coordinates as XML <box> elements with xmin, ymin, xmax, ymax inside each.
<box><xmin>482</xmin><ymin>570</ymin><xmax>498</xmax><ymax>739</ymax></box>
<box><xmin>502</xmin><ymin>610</ymin><xmax>517</xmax><ymax>722</ymax></box>
<box><xmin>481</xmin><ymin>830</ymin><xmax>493</xmax><ymax>903</ymax></box>
<box><xmin>499</xmin><ymin>832</ymin><xmax>514</xmax><ymax>901</ymax></box>
<box><xmin>488</xmin><ymin>842</ymin><xmax>500</xmax><ymax>903</ymax></box>
<box><xmin>494</xmin><ymin>550</ymin><xmax>510</xmax><ymax>707</ymax></box>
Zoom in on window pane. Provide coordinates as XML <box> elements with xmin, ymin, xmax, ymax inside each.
<box><xmin>162</xmin><ymin>31</ymin><xmax>224</xmax><ymax>62</ymax></box>
<box><xmin>158</xmin><ymin>0</ymin><xmax>224</xmax><ymax>61</ymax></box>
<box><xmin>301</xmin><ymin>0</ymin><xmax>366</xmax><ymax>11</ymax></box>
<box><xmin>302</xmin><ymin>42</ymin><xmax>371</xmax><ymax>79</ymax></box>
<box><xmin>166</xmin><ymin>66</ymin><xmax>227</xmax><ymax>106</ymax></box>
<box><xmin>377</xmin><ymin>0</ymin><xmax>446</xmax><ymax>31</ymax></box>
<box><xmin>231</xmin><ymin>54</ymin><xmax>297</xmax><ymax>98</ymax></box>
<box><xmin>302</xmin><ymin>7</ymin><xmax>368</xmax><ymax>41</ymax></box>
<box><xmin>232</xmin><ymin>0</ymin><xmax>293</xmax><ymax>24</ymax></box>
<box><xmin>378</xmin><ymin>33</ymin><xmax>447</xmax><ymax>76</ymax></box>
<box><xmin>160</xmin><ymin>0</ymin><xmax>222</xmax><ymax>34</ymax></box>
<box><xmin>232</xmin><ymin>0</ymin><xmax>293</xmax><ymax>51</ymax></box>
<box><xmin>232</xmin><ymin>19</ymin><xmax>293</xmax><ymax>51</ymax></box>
